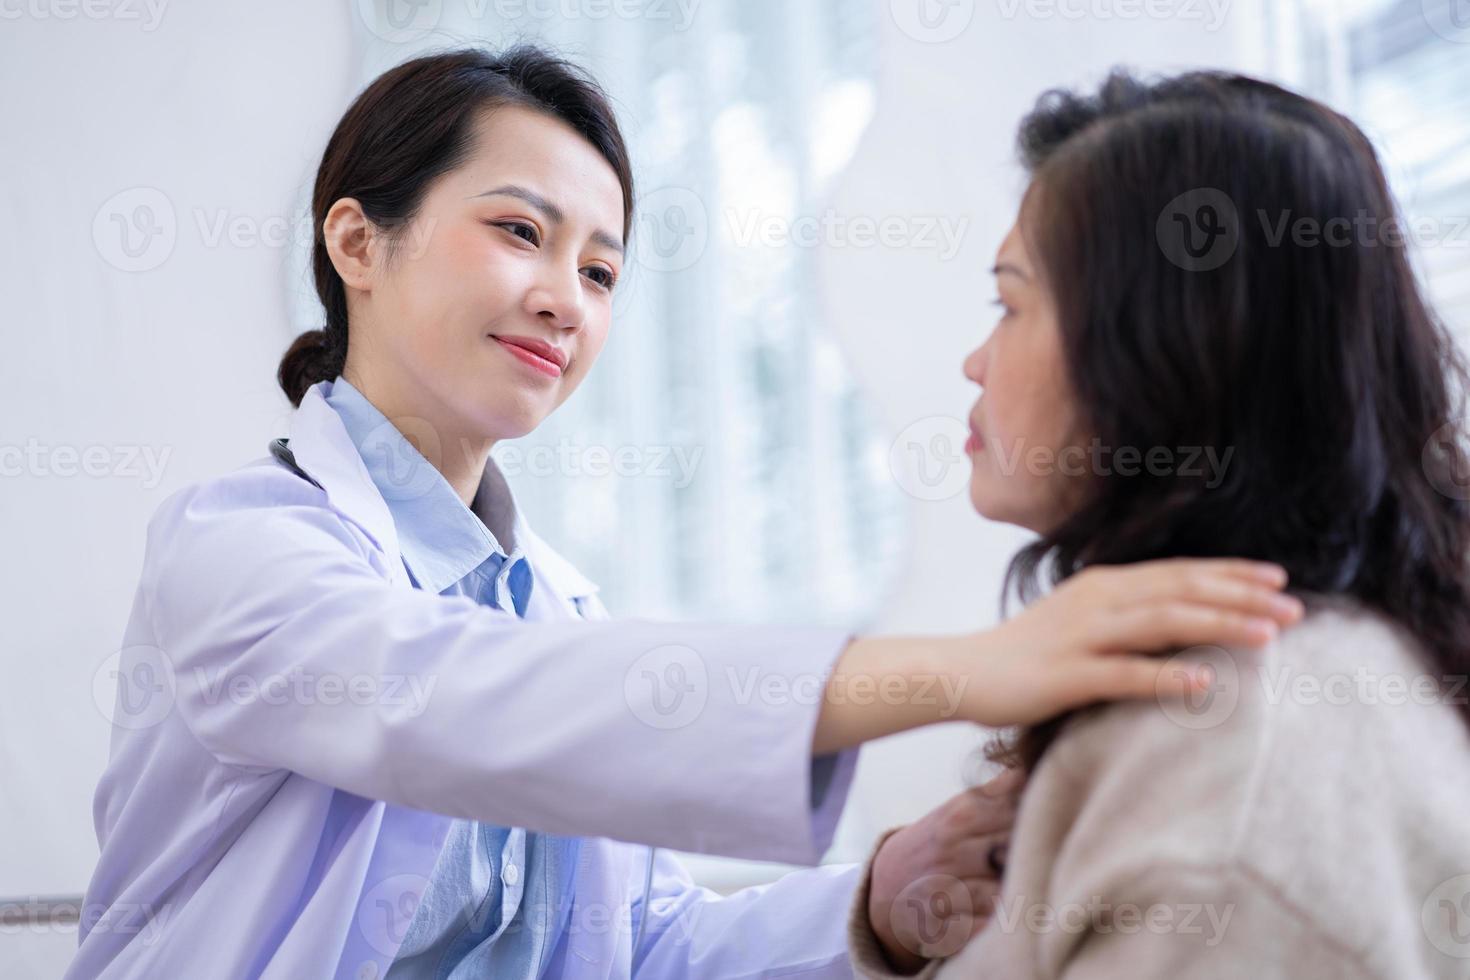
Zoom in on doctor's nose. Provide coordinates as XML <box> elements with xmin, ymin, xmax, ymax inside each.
<box><xmin>524</xmin><ymin>262</ymin><xmax>588</xmax><ymax>332</ymax></box>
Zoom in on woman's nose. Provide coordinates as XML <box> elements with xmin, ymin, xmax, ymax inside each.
<box><xmin>963</xmin><ymin>339</ymin><xmax>990</xmax><ymax>386</ymax></box>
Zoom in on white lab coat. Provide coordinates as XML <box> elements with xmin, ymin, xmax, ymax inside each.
<box><xmin>69</xmin><ymin>381</ymin><xmax>867</xmax><ymax>979</ymax></box>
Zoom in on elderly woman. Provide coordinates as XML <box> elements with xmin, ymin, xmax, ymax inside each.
<box><xmin>850</xmin><ymin>69</ymin><xmax>1470</xmax><ymax>979</ymax></box>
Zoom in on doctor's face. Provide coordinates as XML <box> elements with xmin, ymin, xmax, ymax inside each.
<box><xmin>344</xmin><ymin>105</ymin><xmax>626</xmax><ymax>445</ymax></box>
<box><xmin>962</xmin><ymin>218</ymin><xmax>1081</xmax><ymax>533</ymax></box>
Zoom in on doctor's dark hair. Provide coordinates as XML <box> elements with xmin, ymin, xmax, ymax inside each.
<box><xmin>989</xmin><ymin>70</ymin><xmax>1470</xmax><ymax>772</ymax></box>
<box><xmin>278</xmin><ymin>45</ymin><xmax>634</xmax><ymax>407</ymax></box>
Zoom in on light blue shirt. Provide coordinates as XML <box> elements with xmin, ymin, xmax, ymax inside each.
<box><xmin>327</xmin><ymin>377</ymin><xmax>576</xmax><ymax>979</ymax></box>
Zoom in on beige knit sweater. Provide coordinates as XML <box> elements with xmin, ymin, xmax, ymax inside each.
<box><xmin>849</xmin><ymin>596</ymin><xmax>1470</xmax><ymax>979</ymax></box>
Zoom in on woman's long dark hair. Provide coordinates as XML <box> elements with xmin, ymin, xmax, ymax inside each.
<box><xmin>992</xmin><ymin>69</ymin><xmax>1470</xmax><ymax>772</ymax></box>
<box><xmin>278</xmin><ymin>45</ymin><xmax>635</xmax><ymax>407</ymax></box>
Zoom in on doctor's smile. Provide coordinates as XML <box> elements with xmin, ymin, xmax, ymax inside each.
<box><xmin>489</xmin><ymin>333</ymin><xmax>569</xmax><ymax>379</ymax></box>
<box><xmin>54</xmin><ymin>12</ymin><xmax>1470</xmax><ymax>980</ymax></box>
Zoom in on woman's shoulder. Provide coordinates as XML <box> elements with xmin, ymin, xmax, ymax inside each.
<box><xmin>1041</xmin><ymin>595</ymin><xmax>1442</xmax><ymax>783</ymax></box>
<box><xmin>1036</xmin><ymin>595</ymin><xmax>1457</xmax><ymax>838</ymax></box>
<box><xmin>1015</xmin><ymin>596</ymin><xmax>1470</xmax><ymax>973</ymax></box>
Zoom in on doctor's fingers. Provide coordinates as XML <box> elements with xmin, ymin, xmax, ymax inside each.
<box><xmin>1087</xmin><ymin>601</ymin><xmax>1285</xmax><ymax>658</ymax></box>
<box><xmin>1086</xmin><ymin>560</ymin><xmax>1304</xmax><ymax>628</ymax></box>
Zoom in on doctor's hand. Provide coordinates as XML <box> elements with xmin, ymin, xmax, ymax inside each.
<box><xmin>866</xmin><ymin>768</ymin><xmax>1022</xmax><ymax>973</ymax></box>
<box><xmin>812</xmin><ymin>558</ymin><xmax>1303</xmax><ymax>754</ymax></box>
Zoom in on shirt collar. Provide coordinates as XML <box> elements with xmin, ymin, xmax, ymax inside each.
<box><xmin>325</xmin><ymin>375</ymin><xmax>510</xmax><ymax>595</ymax></box>
<box><xmin>286</xmin><ymin>378</ymin><xmax>601</xmax><ymax>600</ymax></box>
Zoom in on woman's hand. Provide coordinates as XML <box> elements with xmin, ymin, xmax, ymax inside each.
<box><xmin>813</xmin><ymin>558</ymin><xmax>1303</xmax><ymax>753</ymax></box>
<box><xmin>867</xmin><ymin>769</ymin><xmax>1022</xmax><ymax>972</ymax></box>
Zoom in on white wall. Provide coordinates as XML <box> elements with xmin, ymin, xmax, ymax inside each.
<box><xmin>0</xmin><ymin>3</ymin><xmax>355</xmax><ymax>972</ymax></box>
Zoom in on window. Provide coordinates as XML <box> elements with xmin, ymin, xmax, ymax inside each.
<box><xmin>1271</xmin><ymin>0</ymin><xmax>1470</xmax><ymax>338</ymax></box>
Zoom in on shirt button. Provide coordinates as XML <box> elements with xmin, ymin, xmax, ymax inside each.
<box><xmin>503</xmin><ymin>863</ymin><xmax>521</xmax><ymax>887</ymax></box>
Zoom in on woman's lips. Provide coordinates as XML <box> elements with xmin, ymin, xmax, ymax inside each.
<box><xmin>491</xmin><ymin>336</ymin><xmax>564</xmax><ymax>379</ymax></box>
<box><xmin>966</xmin><ymin>421</ymin><xmax>984</xmax><ymax>455</ymax></box>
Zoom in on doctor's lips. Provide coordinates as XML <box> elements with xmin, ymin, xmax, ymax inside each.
<box><xmin>490</xmin><ymin>333</ymin><xmax>568</xmax><ymax>379</ymax></box>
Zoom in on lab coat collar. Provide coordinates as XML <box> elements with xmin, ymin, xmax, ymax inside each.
<box><xmin>287</xmin><ymin>380</ymin><xmax>402</xmax><ymax>560</ymax></box>
<box><xmin>286</xmin><ymin>380</ymin><xmax>600</xmax><ymax>600</ymax></box>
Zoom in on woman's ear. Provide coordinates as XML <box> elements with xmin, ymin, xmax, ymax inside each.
<box><xmin>322</xmin><ymin>197</ymin><xmax>377</xmax><ymax>292</ymax></box>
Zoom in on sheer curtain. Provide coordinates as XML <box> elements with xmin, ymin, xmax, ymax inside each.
<box><xmin>333</xmin><ymin>0</ymin><xmax>908</xmax><ymax>629</ymax></box>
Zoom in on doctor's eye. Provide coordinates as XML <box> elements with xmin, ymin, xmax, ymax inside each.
<box><xmin>493</xmin><ymin>221</ymin><xmax>541</xmax><ymax>247</ymax></box>
<box><xmin>991</xmin><ymin>298</ymin><xmax>1015</xmax><ymax>319</ymax></box>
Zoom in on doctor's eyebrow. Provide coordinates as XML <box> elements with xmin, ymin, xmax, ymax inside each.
<box><xmin>471</xmin><ymin>183</ymin><xmax>625</xmax><ymax>255</ymax></box>
<box><xmin>992</xmin><ymin>262</ymin><xmax>1031</xmax><ymax>281</ymax></box>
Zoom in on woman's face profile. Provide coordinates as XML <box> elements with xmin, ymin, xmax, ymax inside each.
<box><xmin>331</xmin><ymin>104</ymin><xmax>626</xmax><ymax>447</ymax></box>
<box><xmin>963</xmin><ymin>217</ymin><xmax>1079</xmax><ymax>533</ymax></box>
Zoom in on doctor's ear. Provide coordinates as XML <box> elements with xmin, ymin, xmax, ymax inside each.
<box><xmin>322</xmin><ymin>197</ymin><xmax>381</xmax><ymax>292</ymax></box>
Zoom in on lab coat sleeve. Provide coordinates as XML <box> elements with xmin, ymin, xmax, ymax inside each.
<box><xmin>141</xmin><ymin>471</ymin><xmax>859</xmax><ymax>865</ymax></box>
<box><xmin>631</xmin><ymin>848</ymin><xmax>866</xmax><ymax>979</ymax></box>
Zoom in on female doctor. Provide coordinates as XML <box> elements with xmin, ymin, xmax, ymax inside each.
<box><xmin>70</xmin><ymin>47</ymin><xmax>1302</xmax><ymax>980</ymax></box>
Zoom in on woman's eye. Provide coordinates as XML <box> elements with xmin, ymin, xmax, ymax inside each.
<box><xmin>496</xmin><ymin>221</ymin><xmax>540</xmax><ymax>246</ymax></box>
